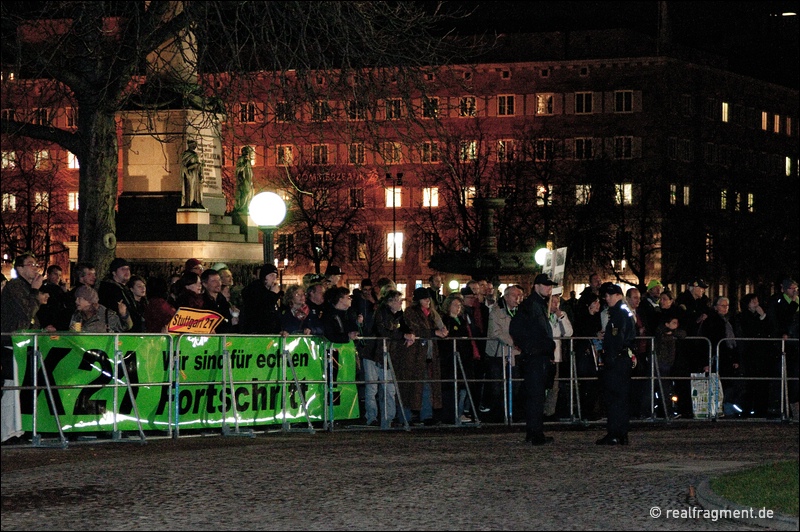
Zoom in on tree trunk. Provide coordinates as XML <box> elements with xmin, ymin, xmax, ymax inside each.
<box><xmin>78</xmin><ymin>110</ymin><xmax>119</xmax><ymax>277</ymax></box>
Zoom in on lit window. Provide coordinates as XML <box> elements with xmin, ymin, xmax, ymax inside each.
<box><xmin>576</xmin><ymin>184</ymin><xmax>591</xmax><ymax>205</ymax></box>
<box><xmin>387</xmin><ymin>232</ymin><xmax>403</xmax><ymax>260</ymax></box>
<box><xmin>786</xmin><ymin>156</ymin><xmax>793</xmax><ymax>177</ymax></box>
<box><xmin>2</xmin><ymin>151</ymin><xmax>16</xmax><ymax>169</ymax></box>
<box><xmin>68</xmin><ymin>192</ymin><xmax>79</xmax><ymax>211</ymax></box>
<box><xmin>35</xmin><ymin>192</ymin><xmax>50</xmax><ymax>210</ymax></box>
<box><xmin>421</xmin><ymin>142</ymin><xmax>439</xmax><ymax>163</ymax></box>
<box><xmin>348</xmin><ymin>143</ymin><xmax>365</xmax><ymax>165</ymax></box>
<box><xmin>67</xmin><ymin>151</ymin><xmax>80</xmax><ymax>169</ymax></box>
<box><xmin>615</xmin><ymin>91</ymin><xmax>633</xmax><ymax>113</ymax></box>
<box><xmin>720</xmin><ymin>189</ymin><xmax>728</xmax><ymax>210</ymax></box>
<box><xmin>422</xmin><ymin>97</ymin><xmax>439</xmax><ymax>119</ymax></box>
<box><xmin>276</xmin><ymin>145</ymin><xmax>294</xmax><ymax>166</ymax></box>
<box><xmin>423</xmin><ymin>187</ymin><xmax>439</xmax><ymax>207</ymax></box>
<box><xmin>386</xmin><ymin>99</ymin><xmax>402</xmax><ymax>120</ymax></box>
<box><xmin>536</xmin><ymin>94</ymin><xmax>554</xmax><ymax>115</ymax></box>
<box><xmin>761</xmin><ymin>111</ymin><xmax>768</xmax><ymax>131</ymax></box>
<box><xmin>705</xmin><ymin>233</ymin><xmax>714</xmax><ymax>262</ymax></box>
<box><xmin>349</xmin><ymin>233</ymin><xmax>367</xmax><ymax>261</ymax></box>
<box><xmin>462</xmin><ymin>186</ymin><xmax>476</xmax><ymax>206</ymax></box>
<box><xmin>683</xmin><ymin>186</ymin><xmax>690</xmax><ymax>206</ymax></box>
<box><xmin>747</xmin><ymin>193</ymin><xmax>754</xmax><ymax>212</ymax></box>
<box><xmin>312</xmin><ymin>144</ymin><xmax>329</xmax><ymax>165</ymax></box>
<box><xmin>34</xmin><ymin>150</ymin><xmax>50</xmax><ymax>169</ymax></box>
<box><xmin>497</xmin><ymin>140</ymin><xmax>515</xmax><ymax>162</ymax></box>
<box><xmin>498</xmin><ymin>95</ymin><xmax>515</xmax><ymax>116</ymax></box>
<box><xmin>459</xmin><ymin>140</ymin><xmax>478</xmax><ymax>162</ymax></box>
<box><xmin>721</xmin><ymin>102</ymin><xmax>729</xmax><ymax>123</ymax></box>
<box><xmin>786</xmin><ymin>117</ymin><xmax>792</xmax><ymax>137</ymax></box>
<box><xmin>774</xmin><ymin>114</ymin><xmax>781</xmax><ymax>134</ymax></box>
<box><xmin>615</xmin><ymin>183</ymin><xmax>633</xmax><ymax>205</ymax></box>
<box><xmin>575</xmin><ymin>92</ymin><xmax>593</xmax><ymax>114</ymax></box>
<box><xmin>459</xmin><ymin>97</ymin><xmax>476</xmax><ymax>117</ymax></box>
<box><xmin>669</xmin><ymin>184</ymin><xmax>677</xmax><ymax>205</ymax></box>
<box><xmin>385</xmin><ymin>186</ymin><xmax>402</xmax><ymax>208</ymax></box>
<box><xmin>536</xmin><ymin>184</ymin><xmax>553</xmax><ymax>206</ymax></box>
<box><xmin>2</xmin><ymin>193</ymin><xmax>16</xmax><ymax>211</ymax></box>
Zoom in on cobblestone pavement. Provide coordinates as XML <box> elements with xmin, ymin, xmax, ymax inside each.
<box><xmin>1</xmin><ymin>421</ymin><xmax>797</xmax><ymax>531</ymax></box>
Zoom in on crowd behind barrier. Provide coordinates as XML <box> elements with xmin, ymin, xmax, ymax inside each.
<box><xmin>1</xmin><ymin>331</ymin><xmax>797</xmax><ymax>448</ymax></box>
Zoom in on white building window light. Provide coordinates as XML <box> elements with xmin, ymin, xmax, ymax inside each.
<box><xmin>423</xmin><ymin>187</ymin><xmax>439</xmax><ymax>207</ymax></box>
<box><xmin>385</xmin><ymin>186</ymin><xmax>402</xmax><ymax>208</ymax></box>
<box><xmin>68</xmin><ymin>192</ymin><xmax>79</xmax><ymax>211</ymax></box>
<box><xmin>387</xmin><ymin>232</ymin><xmax>403</xmax><ymax>260</ymax></box>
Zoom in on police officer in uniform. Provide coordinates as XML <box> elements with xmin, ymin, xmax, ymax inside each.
<box><xmin>510</xmin><ymin>273</ymin><xmax>557</xmax><ymax>445</ymax></box>
<box><xmin>596</xmin><ymin>283</ymin><xmax>637</xmax><ymax>445</ymax></box>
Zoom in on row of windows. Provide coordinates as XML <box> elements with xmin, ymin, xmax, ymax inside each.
<box><xmin>233</xmin><ymin>90</ymin><xmax>640</xmax><ymax>123</ymax></box>
<box><xmin>1</xmin><ymin>149</ymin><xmax>80</xmax><ymax>170</ymax></box>
<box><xmin>229</xmin><ymin>136</ymin><xmax>641</xmax><ymax>168</ymax></box>
<box><xmin>714</xmin><ymin>100</ymin><xmax>793</xmax><ymax>136</ymax></box>
<box><xmin>668</xmin><ymin>138</ymin><xmax>794</xmax><ymax>177</ymax></box>
<box><xmin>1</xmin><ymin>192</ymin><xmax>79</xmax><ymax>212</ymax></box>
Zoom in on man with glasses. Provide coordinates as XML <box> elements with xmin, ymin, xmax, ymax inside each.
<box><xmin>1</xmin><ymin>253</ymin><xmax>49</xmax><ymax>444</ymax></box>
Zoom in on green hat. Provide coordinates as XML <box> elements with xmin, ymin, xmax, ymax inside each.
<box><xmin>646</xmin><ymin>279</ymin><xmax>663</xmax><ymax>291</ymax></box>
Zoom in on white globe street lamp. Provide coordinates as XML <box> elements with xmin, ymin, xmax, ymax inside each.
<box><xmin>249</xmin><ymin>191</ymin><xmax>287</xmax><ymax>265</ymax></box>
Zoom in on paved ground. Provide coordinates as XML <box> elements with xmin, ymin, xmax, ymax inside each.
<box><xmin>1</xmin><ymin>420</ymin><xmax>798</xmax><ymax>531</ymax></box>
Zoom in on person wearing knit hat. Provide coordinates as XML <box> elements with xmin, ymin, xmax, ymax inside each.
<box><xmin>98</xmin><ymin>257</ymin><xmax>139</xmax><ymax>331</ymax></box>
<box><xmin>184</xmin><ymin>258</ymin><xmax>204</xmax><ymax>275</ymax></box>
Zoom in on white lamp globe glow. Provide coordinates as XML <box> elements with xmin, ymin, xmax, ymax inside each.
<box><xmin>249</xmin><ymin>192</ymin><xmax>287</xmax><ymax>227</ymax></box>
<box><xmin>534</xmin><ymin>248</ymin><xmax>549</xmax><ymax>266</ymax></box>
<box><xmin>448</xmin><ymin>279</ymin><xmax>460</xmax><ymax>291</ymax></box>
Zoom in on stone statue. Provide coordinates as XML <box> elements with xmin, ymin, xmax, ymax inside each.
<box><xmin>234</xmin><ymin>146</ymin><xmax>254</xmax><ymax>214</ymax></box>
<box><xmin>181</xmin><ymin>139</ymin><xmax>203</xmax><ymax>208</ymax></box>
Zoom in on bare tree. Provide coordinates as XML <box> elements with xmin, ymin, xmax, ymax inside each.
<box><xmin>0</xmin><ymin>136</ymin><xmax>74</xmax><ymax>265</ymax></box>
<box><xmin>0</xmin><ymin>1</ymin><xmax>479</xmax><ymax>273</ymax></box>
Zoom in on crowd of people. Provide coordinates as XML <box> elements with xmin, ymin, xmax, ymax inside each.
<box><xmin>1</xmin><ymin>252</ymin><xmax>798</xmax><ymax>444</ymax></box>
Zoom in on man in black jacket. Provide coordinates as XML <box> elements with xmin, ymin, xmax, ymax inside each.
<box><xmin>240</xmin><ymin>263</ymin><xmax>281</xmax><ymax>334</ymax></box>
<box><xmin>509</xmin><ymin>273</ymin><xmax>557</xmax><ymax>445</ymax></box>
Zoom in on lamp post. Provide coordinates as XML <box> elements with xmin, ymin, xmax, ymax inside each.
<box><xmin>249</xmin><ymin>191</ymin><xmax>287</xmax><ymax>265</ymax></box>
<box><xmin>386</xmin><ymin>172</ymin><xmax>403</xmax><ymax>283</ymax></box>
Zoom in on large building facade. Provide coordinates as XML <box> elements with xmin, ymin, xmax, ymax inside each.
<box><xmin>2</xmin><ymin>29</ymin><xmax>797</xmax><ymax>302</ymax></box>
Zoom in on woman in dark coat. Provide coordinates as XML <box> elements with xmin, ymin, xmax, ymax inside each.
<box><xmin>395</xmin><ymin>287</ymin><xmax>448</xmax><ymax>425</ymax></box>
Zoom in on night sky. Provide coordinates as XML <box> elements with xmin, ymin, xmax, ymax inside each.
<box><xmin>436</xmin><ymin>1</ymin><xmax>799</xmax><ymax>89</ymax></box>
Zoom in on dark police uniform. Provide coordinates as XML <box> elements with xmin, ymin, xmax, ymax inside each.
<box><xmin>509</xmin><ymin>280</ymin><xmax>556</xmax><ymax>445</ymax></box>
<box><xmin>598</xmin><ymin>292</ymin><xmax>636</xmax><ymax>445</ymax></box>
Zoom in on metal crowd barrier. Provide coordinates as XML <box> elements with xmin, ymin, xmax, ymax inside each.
<box><xmin>1</xmin><ymin>331</ymin><xmax>797</xmax><ymax>448</ymax></box>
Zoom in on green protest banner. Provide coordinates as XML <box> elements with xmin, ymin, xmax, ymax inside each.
<box><xmin>13</xmin><ymin>333</ymin><xmax>360</xmax><ymax>434</ymax></box>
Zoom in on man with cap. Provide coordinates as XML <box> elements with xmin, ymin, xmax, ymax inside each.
<box><xmin>675</xmin><ymin>279</ymin><xmax>710</xmax><ymax>336</ymax></box>
<box><xmin>324</xmin><ymin>265</ymin><xmax>344</xmax><ymax>288</ymax></box>
<box><xmin>98</xmin><ymin>257</ymin><xmax>140</xmax><ymax>331</ymax></box>
<box><xmin>596</xmin><ymin>283</ymin><xmax>637</xmax><ymax>445</ymax></box>
<box><xmin>509</xmin><ymin>273</ymin><xmax>557</xmax><ymax>445</ymax></box>
<box><xmin>239</xmin><ymin>263</ymin><xmax>281</xmax><ymax>334</ymax></box>
<box><xmin>640</xmin><ymin>279</ymin><xmax>663</xmax><ymax>335</ymax></box>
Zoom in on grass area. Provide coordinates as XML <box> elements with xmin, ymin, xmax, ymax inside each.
<box><xmin>710</xmin><ymin>460</ymin><xmax>799</xmax><ymax>517</ymax></box>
